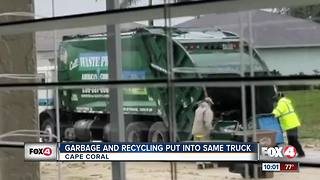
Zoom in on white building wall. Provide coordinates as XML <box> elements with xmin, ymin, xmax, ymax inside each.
<box><xmin>258</xmin><ymin>47</ymin><xmax>320</xmax><ymax>75</ymax></box>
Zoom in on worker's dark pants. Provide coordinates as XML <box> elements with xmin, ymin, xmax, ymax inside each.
<box><xmin>287</xmin><ymin>127</ymin><xmax>305</xmax><ymax>156</ymax></box>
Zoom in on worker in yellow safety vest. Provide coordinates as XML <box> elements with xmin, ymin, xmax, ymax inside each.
<box><xmin>272</xmin><ymin>92</ymin><xmax>305</xmax><ymax>157</ymax></box>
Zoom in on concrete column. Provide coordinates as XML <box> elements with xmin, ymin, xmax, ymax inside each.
<box><xmin>0</xmin><ymin>0</ymin><xmax>39</xmax><ymax>179</ymax></box>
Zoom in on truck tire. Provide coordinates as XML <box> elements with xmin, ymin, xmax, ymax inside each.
<box><xmin>64</xmin><ymin>128</ymin><xmax>76</xmax><ymax>141</ymax></box>
<box><xmin>239</xmin><ymin>163</ymin><xmax>267</xmax><ymax>179</ymax></box>
<box><xmin>126</xmin><ymin>122</ymin><xmax>148</xmax><ymax>142</ymax></box>
<box><xmin>40</xmin><ymin>118</ymin><xmax>56</xmax><ymax>142</ymax></box>
<box><xmin>74</xmin><ymin>120</ymin><xmax>93</xmax><ymax>141</ymax></box>
<box><xmin>103</xmin><ymin>123</ymin><xmax>111</xmax><ymax>142</ymax></box>
<box><xmin>148</xmin><ymin>121</ymin><xmax>169</xmax><ymax>142</ymax></box>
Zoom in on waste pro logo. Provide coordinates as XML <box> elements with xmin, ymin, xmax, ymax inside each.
<box><xmin>25</xmin><ymin>143</ymin><xmax>57</xmax><ymax>161</ymax></box>
<box><xmin>261</xmin><ymin>146</ymin><xmax>297</xmax><ymax>159</ymax></box>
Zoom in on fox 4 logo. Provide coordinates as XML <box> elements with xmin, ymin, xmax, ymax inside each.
<box><xmin>29</xmin><ymin>147</ymin><xmax>52</xmax><ymax>156</ymax></box>
<box><xmin>261</xmin><ymin>146</ymin><xmax>297</xmax><ymax>159</ymax></box>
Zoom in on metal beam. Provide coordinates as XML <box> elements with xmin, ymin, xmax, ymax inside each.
<box><xmin>0</xmin><ymin>0</ymin><xmax>319</xmax><ymax>35</ymax></box>
<box><xmin>0</xmin><ymin>77</ymin><xmax>319</xmax><ymax>90</ymax></box>
<box><xmin>107</xmin><ymin>1</ymin><xmax>126</xmax><ymax>180</ymax></box>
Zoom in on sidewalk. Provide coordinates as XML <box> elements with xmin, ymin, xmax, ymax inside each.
<box><xmin>298</xmin><ymin>149</ymin><xmax>320</xmax><ymax>166</ymax></box>
<box><xmin>260</xmin><ymin>148</ymin><xmax>320</xmax><ymax>166</ymax></box>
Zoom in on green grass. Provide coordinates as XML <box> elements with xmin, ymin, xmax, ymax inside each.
<box><xmin>285</xmin><ymin>89</ymin><xmax>320</xmax><ymax>139</ymax></box>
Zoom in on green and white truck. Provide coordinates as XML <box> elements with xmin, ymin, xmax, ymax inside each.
<box><xmin>38</xmin><ymin>27</ymin><xmax>275</xmax><ymax>142</ymax></box>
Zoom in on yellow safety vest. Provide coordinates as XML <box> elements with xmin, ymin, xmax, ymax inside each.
<box><xmin>272</xmin><ymin>97</ymin><xmax>301</xmax><ymax>131</ymax></box>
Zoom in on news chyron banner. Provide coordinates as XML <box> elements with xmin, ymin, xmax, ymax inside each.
<box><xmin>24</xmin><ymin>142</ymin><xmax>258</xmax><ymax>161</ymax></box>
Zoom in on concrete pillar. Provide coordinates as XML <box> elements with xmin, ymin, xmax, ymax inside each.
<box><xmin>0</xmin><ymin>0</ymin><xmax>39</xmax><ymax>179</ymax></box>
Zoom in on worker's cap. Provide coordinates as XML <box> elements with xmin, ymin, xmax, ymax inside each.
<box><xmin>204</xmin><ymin>97</ymin><xmax>214</xmax><ymax>105</ymax></box>
<box><xmin>273</xmin><ymin>92</ymin><xmax>284</xmax><ymax>99</ymax></box>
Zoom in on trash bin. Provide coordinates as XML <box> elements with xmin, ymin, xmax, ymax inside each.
<box><xmin>230</xmin><ymin>130</ymin><xmax>276</xmax><ymax>178</ymax></box>
<box><xmin>210</xmin><ymin>120</ymin><xmax>239</xmax><ymax>140</ymax></box>
<box><xmin>256</xmin><ymin>114</ymin><xmax>284</xmax><ymax>145</ymax></box>
<box><xmin>255</xmin><ymin>130</ymin><xmax>277</xmax><ymax>147</ymax></box>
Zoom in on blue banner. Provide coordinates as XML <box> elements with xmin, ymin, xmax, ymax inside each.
<box><xmin>59</xmin><ymin>142</ymin><xmax>257</xmax><ymax>153</ymax></box>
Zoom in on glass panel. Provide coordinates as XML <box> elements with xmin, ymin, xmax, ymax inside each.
<box><xmin>256</xmin><ymin>85</ymin><xmax>320</xmax><ymax>158</ymax></box>
<box><xmin>0</xmin><ymin>148</ymin><xmax>40</xmax><ymax>179</ymax></box>
<box><xmin>2</xmin><ymin>1</ymin><xmax>320</xmax><ymax>180</ymax></box>
<box><xmin>126</xmin><ymin>162</ymin><xmax>172</xmax><ymax>180</ymax></box>
<box><xmin>170</xmin><ymin>3</ymin><xmax>320</xmax><ymax>179</ymax></box>
<box><xmin>172</xmin><ymin>14</ymin><xmax>257</xmax><ymax>79</ymax></box>
<box><xmin>248</xmin><ymin>5</ymin><xmax>320</xmax><ymax>77</ymax></box>
<box><xmin>34</xmin><ymin>0</ymin><xmax>106</xmax><ymax>18</ymax></box>
<box><xmin>34</xmin><ymin>0</ymin><xmax>207</xmax><ymax>18</ymax></box>
<box><xmin>40</xmin><ymin>162</ymin><xmax>58</xmax><ymax>180</ymax></box>
<box><xmin>0</xmin><ymin>1</ymin><xmax>34</xmax><ymax>23</ymax></box>
<box><xmin>0</xmin><ymin>88</ymin><xmax>39</xmax><ymax>179</ymax></box>
<box><xmin>57</xmin><ymin>162</ymin><xmax>111</xmax><ymax>179</ymax></box>
<box><xmin>41</xmin><ymin>25</ymin><xmax>177</xmax><ymax>84</ymax></box>
<box><xmin>176</xmin><ymin>163</ymin><xmax>242</xmax><ymax>179</ymax></box>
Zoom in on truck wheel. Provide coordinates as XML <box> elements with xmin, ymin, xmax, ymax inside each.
<box><xmin>64</xmin><ymin>128</ymin><xmax>75</xmax><ymax>141</ymax></box>
<box><xmin>74</xmin><ymin>120</ymin><xmax>93</xmax><ymax>141</ymax></box>
<box><xmin>240</xmin><ymin>164</ymin><xmax>265</xmax><ymax>178</ymax></box>
<box><xmin>41</xmin><ymin>118</ymin><xmax>56</xmax><ymax>142</ymax></box>
<box><xmin>148</xmin><ymin>121</ymin><xmax>169</xmax><ymax>142</ymax></box>
<box><xmin>126</xmin><ymin>122</ymin><xmax>148</xmax><ymax>142</ymax></box>
<box><xmin>103</xmin><ymin>123</ymin><xmax>111</xmax><ymax>142</ymax></box>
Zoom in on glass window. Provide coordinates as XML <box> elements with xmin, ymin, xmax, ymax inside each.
<box><xmin>1</xmin><ymin>1</ymin><xmax>320</xmax><ymax>180</ymax></box>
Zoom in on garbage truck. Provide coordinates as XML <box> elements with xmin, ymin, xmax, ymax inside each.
<box><xmin>39</xmin><ymin>27</ymin><xmax>276</xmax><ymax>142</ymax></box>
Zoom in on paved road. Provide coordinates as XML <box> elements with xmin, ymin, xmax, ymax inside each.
<box><xmin>260</xmin><ymin>148</ymin><xmax>320</xmax><ymax>167</ymax></box>
<box><xmin>299</xmin><ymin>149</ymin><xmax>320</xmax><ymax>166</ymax></box>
